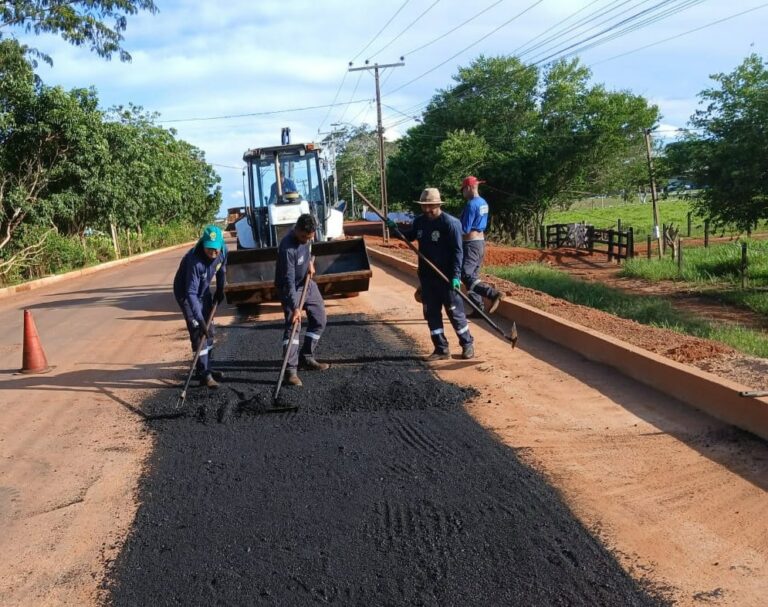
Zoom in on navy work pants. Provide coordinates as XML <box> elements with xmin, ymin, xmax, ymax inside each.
<box><xmin>461</xmin><ymin>239</ymin><xmax>499</xmax><ymax>311</ymax></box>
<box><xmin>421</xmin><ymin>275</ymin><xmax>473</xmax><ymax>353</ymax></box>
<box><xmin>281</xmin><ymin>280</ymin><xmax>327</xmax><ymax>370</ymax></box>
<box><xmin>179</xmin><ymin>297</ymin><xmax>215</xmax><ymax>377</ymax></box>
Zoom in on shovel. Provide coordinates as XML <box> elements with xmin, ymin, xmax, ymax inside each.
<box><xmin>357</xmin><ymin>189</ymin><xmax>518</xmax><ymax>348</ymax></box>
<box><xmin>271</xmin><ymin>252</ymin><xmax>315</xmax><ymax>409</ymax></box>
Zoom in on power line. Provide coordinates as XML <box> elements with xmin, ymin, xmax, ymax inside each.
<box><xmin>591</xmin><ymin>2</ymin><xmax>768</xmax><ymax>66</ymax></box>
<box><xmin>160</xmin><ymin>99</ymin><xmax>373</xmax><ymax>124</ymax></box>
<box><xmin>366</xmin><ymin>0</ymin><xmax>442</xmax><ymax>62</ymax></box>
<box><xmin>387</xmin><ymin>0</ymin><xmax>544</xmax><ymax>95</ymax></box>
<box><xmin>349</xmin><ymin>0</ymin><xmax>412</xmax><ymax>62</ymax></box>
<box><xmin>401</xmin><ymin>0</ymin><xmax>510</xmax><ymax>58</ymax></box>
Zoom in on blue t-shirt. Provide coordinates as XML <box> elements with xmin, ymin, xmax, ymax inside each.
<box><xmin>460</xmin><ymin>196</ymin><xmax>489</xmax><ymax>233</ymax></box>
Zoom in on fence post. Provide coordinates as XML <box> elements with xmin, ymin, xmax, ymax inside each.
<box><xmin>608</xmin><ymin>229</ymin><xmax>615</xmax><ymax>262</ymax></box>
<box><xmin>678</xmin><ymin>239</ymin><xmax>683</xmax><ymax>274</ymax></box>
<box><xmin>588</xmin><ymin>226</ymin><xmax>595</xmax><ymax>254</ymax></box>
<box><xmin>646</xmin><ymin>235</ymin><xmax>651</xmax><ymax>260</ymax></box>
<box><xmin>540</xmin><ymin>225</ymin><xmax>545</xmax><ymax>248</ymax></box>
<box><xmin>687</xmin><ymin>212</ymin><xmax>692</xmax><ymax>237</ymax></box>
<box><xmin>741</xmin><ymin>242</ymin><xmax>748</xmax><ymax>289</ymax></box>
<box><xmin>629</xmin><ymin>227</ymin><xmax>635</xmax><ymax>258</ymax></box>
<box><xmin>704</xmin><ymin>220</ymin><xmax>710</xmax><ymax>248</ymax></box>
<box><xmin>617</xmin><ymin>218</ymin><xmax>622</xmax><ymax>233</ymax></box>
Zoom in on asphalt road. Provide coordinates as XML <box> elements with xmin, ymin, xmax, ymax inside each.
<box><xmin>106</xmin><ymin>308</ymin><xmax>665</xmax><ymax>606</ymax></box>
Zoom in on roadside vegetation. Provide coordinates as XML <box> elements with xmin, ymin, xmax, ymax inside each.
<box><xmin>620</xmin><ymin>240</ymin><xmax>768</xmax><ymax>316</ymax></box>
<box><xmin>0</xmin><ymin>10</ymin><xmax>221</xmax><ymax>287</ymax></box>
<box><xmin>487</xmin><ymin>263</ymin><xmax>768</xmax><ymax>358</ymax></box>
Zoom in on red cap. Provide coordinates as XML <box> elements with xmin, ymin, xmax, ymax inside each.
<box><xmin>461</xmin><ymin>176</ymin><xmax>485</xmax><ymax>188</ymax></box>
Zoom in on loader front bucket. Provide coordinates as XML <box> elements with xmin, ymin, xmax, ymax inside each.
<box><xmin>224</xmin><ymin>237</ymin><xmax>372</xmax><ymax>305</ymax></box>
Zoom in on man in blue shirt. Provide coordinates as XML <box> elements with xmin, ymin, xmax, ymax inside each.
<box><xmin>275</xmin><ymin>213</ymin><xmax>329</xmax><ymax>387</ymax></box>
<box><xmin>269</xmin><ymin>176</ymin><xmax>298</xmax><ymax>204</ymax></box>
<box><xmin>459</xmin><ymin>176</ymin><xmax>502</xmax><ymax>314</ymax></box>
<box><xmin>389</xmin><ymin>188</ymin><xmax>474</xmax><ymax>360</ymax></box>
<box><xmin>173</xmin><ymin>225</ymin><xmax>227</xmax><ymax>389</ymax></box>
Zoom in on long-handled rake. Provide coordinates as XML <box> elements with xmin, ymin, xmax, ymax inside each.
<box><xmin>271</xmin><ymin>253</ymin><xmax>314</xmax><ymax>409</ymax></box>
<box><xmin>357</xmin><ymin>190</ymin><xmax>518</xmax><ymax>348</ymax></box>
<box><xmin>175</xmin><ymin>302</ymin><xmax>219</xmax><ymax>410</ymax></box>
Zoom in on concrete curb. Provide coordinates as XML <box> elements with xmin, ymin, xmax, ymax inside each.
<box><xmin>368</xmin><ymin>247</ymin><xmax>768</xmax><ymax>442</ymax></box>
<box><xmin>0</xmin><ymin>241</ymin><xmax>195</xmax><ymax>301</ymax></box>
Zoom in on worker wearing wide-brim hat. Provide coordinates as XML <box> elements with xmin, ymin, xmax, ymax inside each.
<box><xmin>173</xmin><ymin>225</ymin><xmax>228</xmax><ymax>388</ymax></box>
<box><xmin>387</xmin><ymin>188</ymin><xmax>474</xmax><ymax>360</ymax></box>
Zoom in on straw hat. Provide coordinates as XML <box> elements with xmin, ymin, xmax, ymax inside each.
<box><xmin>414</xmin><ymin>187</ymin><xmax>444</xmax><ymax>204</ymax></box>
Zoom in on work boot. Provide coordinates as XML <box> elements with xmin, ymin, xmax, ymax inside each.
<box><xmin>201</xmin><ymin>373</ymin><xmax>219</xmax><ymax>389</ymax></box>
<box><xmin>300</xmin><ymin>356</ymin><xmax>329</xmax><ymax>371</ymax></box>
<box><xmin>461</xmin><ymin>343</ymin><xmax>475</xmax><ymax>360</ymax></box>
<box><xmin>424</xmin><ymin>349</ymin><xmax>450</xmax><ymax>361</ymax></box>
<box><xmin>284</xmin><ymin>369</ymin><xmax>302</xmax><ymax>387</ymax></box>
<box><xmin>210</xmin><ymin>370</ymin><xmax>225</xmax><ymax>382</ymax></box>
<box><xmin>487</xmin><ymin>294</ymin><xmax>503</xmax><ymax>314</ymax></box>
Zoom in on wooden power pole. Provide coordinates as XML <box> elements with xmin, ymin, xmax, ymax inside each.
<box><xmin>644</xmin><ymin>128</ymin><xmax>663</xmax><ymax>257</ymax></box>
<box><xmin>349</xmin><ymin>60</ymin><xmax>404</xmax><ymax>243</ymax></box>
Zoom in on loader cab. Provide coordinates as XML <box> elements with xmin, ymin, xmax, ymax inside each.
<box><xmin>238</xmin><ymin>143</ymin><xmax>328</xmax><ymax>249</ymax></box>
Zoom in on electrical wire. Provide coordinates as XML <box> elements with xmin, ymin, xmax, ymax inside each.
<box><xmin>401</xmin><ymin>0</ymin><xmax>510</xmax><ymax>58</ymax></box>
<box><xmin>366</xmin><ymin>0</ymin><xmax>442</xmax><ymax>62</ymax></box>
<box><xmin>590</xmin><ymin>2</ymin><xmax>768</xmax><ymax>66</ymax></box>
<box><xmin>349</xmin><ymin>0</ymin><xmax>412</xmax><ymax>62</ymax></box>
<box><xmin>161</xmin><ymin>98</ymin><xmax>373</xmax><ymax>124</ymax></box>
<box><xmin>387</xmin><ymin>0</ymin><xmax>544</xmax><ymax>95</ymax></box>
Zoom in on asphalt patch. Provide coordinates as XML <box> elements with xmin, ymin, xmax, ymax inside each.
<box><xmin>106</xmin><ymin>313</ymin><xmax>666</xmax><ymax>606</ymax></box>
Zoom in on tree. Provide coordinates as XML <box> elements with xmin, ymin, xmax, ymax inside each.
<box><xmin>0</xmin><ymin>0</ymin><xmax>158</xmax><ymax>64</ymax></box>
<box><xmin>387</xmin><ymin>55</ymin><xmax>659</xmax><ymax>238</ymax></box>
<box><xmin>689</xmin><ymin>54</ymin><xmax>768</xmax><ymax>231</ymax></box>
<box><xmin>332</xmin><ymin>124</ymin><xmax>397</xmax><ymax>211</ymax></box>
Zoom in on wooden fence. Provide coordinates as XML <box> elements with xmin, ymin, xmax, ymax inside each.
<box><xmin>542</xmin><ymin>223</ymin><xmax>634</xmax><ymax>262</ymax></box>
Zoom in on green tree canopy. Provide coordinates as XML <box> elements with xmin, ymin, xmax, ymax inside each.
<box><xmin>0</xmin><ymin>0</ymin><xmax>158</xmax><ymax>64</ymax></box>
<box><xmin>387</xmin><ymin>55</ymin><xmax>659</xmax><ymax>237</ymax></box>
<box><xmin>689</xmin><ymin>53</ymin><xmax>768</xmax><ymax>231</ymax></box>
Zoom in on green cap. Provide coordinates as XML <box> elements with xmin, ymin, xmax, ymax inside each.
<box><xmin>200</xmin><ymin>225</ymin><xmax>224</xmax><ymax>251</ymax></box>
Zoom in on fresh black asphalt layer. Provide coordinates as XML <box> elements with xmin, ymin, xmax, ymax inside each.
<box><xmin>106</xmin><ymin>310</ymin><xmax>666</xmax><ymax>606</ymax></box>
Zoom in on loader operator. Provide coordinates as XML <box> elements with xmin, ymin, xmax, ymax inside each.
<box><xmin>173</xmin><ymin>225</ymin><xmax>227</xmax><ymax>389</ymax></box>
<box><xmin>459</xmin><ymin>175</ymin><xmax>502</xmax><ymax>315</ymax></box>
<box><xmin>387</xmin><ymin>188</ymin><xmax>475</xmax><ymax>360</ymax></box>
<box><xmin>275</xmin><ymin>213</ymin><xmax>329</xmax><ymax>387</ymax></box>
<box><xmin>269</xmin><ymin>176</ymin><xmax>298</xmax><ymax>205</ymax></box>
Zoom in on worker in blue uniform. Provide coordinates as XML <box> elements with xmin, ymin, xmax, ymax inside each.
<box><xmin>275</xmin><ymin>213</ymin><xmax>329</xmax><ymax>387</ymax></box>
<box><xmin>460</xmin><ymin>175</ymin><xmax>502</xmax><ymax>314</ymax></box>
<box><xmin>388</xmin><ymin>188</ymin><xmax>475</xmax><ymax>360</ymax></box>
<box><xmin>173</xmin><ymin>225</ymin><xmax>227</xmax><ymax>388</ymax></box>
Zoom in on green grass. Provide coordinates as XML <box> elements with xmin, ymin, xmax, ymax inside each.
<box><xmin>620</xmin><ymin>240</ymin><xmax>768</xmax><ymax>315</ymax></box>
<box><xmin>545</xmin><ymin>198</ymin><xmax>768</xmax><ymax>241</ymax></box>
<box><xmin>486</xmin><ymin>263</ymin><xmax>768</xmax><ymax>358</ymax></box>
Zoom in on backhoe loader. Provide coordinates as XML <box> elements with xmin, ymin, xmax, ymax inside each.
<box><xmin>225</xmin><ymin>128</ymin><xmax>371</xmax><ymax>305</ymax></box>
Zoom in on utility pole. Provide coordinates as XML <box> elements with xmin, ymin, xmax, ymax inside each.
<box><xmin>644</xmin><ymin>128</ymin><xmax>663</xmax><ymax>258</ymax></box>
<box><xmin>349</xmin><ymin>60</ymin><xmax>404</xmax><ymax>243</ymax></box>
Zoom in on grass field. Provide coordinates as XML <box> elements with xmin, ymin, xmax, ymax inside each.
<box><xmin>620</xmin><ymin>239</ymin><xmax>768</xmax><ymax>315</ymax></box>
<box><xmin>486</xmin><ymin>263</ymin><xmax>768</xmax><ymax>358</ymax></box>
<box><xmin>544</xmin><ymin>198</ymin><xmax>768</xmax><ymax>241</ymax></box>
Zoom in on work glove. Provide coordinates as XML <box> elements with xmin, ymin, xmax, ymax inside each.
<box><xmin>191</xmin><ymin>318</ymin><xmax>208</xmax><ymax>338</ymax></box>
<box><xmin>385</xmin><ymin>219</ymin><xmax>398</xmax><ymax>231</ymax></box>
<box><xmin>451</xmin><ymin>278</ymin><xmax>461</xmax><ymax>291</ymax></box>
<box><xmin>213</xmin><ymin>289</ymin><xmax>225</xmax><ymax>304</ymax></box>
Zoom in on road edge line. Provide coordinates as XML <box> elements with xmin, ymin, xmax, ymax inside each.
<box><xmin>368</xmin><ymin>246</ymin><xmax>768</xmax><ymax>442</ymax></box>
<box><xmin>0</xmin><ymin>241</ymin><xmax>195</xmax><ymax>301</ymax></box>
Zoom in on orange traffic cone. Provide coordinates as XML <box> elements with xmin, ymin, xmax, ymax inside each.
<box><xmin>21</xmin><ymin>310</ymin><xmax>51</xmax><ymax>374</ymax></box>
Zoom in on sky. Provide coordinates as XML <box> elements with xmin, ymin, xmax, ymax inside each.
<box><xmin>16</xmin><ymin>0</ymin><xmax>768</xmax><ymax>217</ymax></box>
